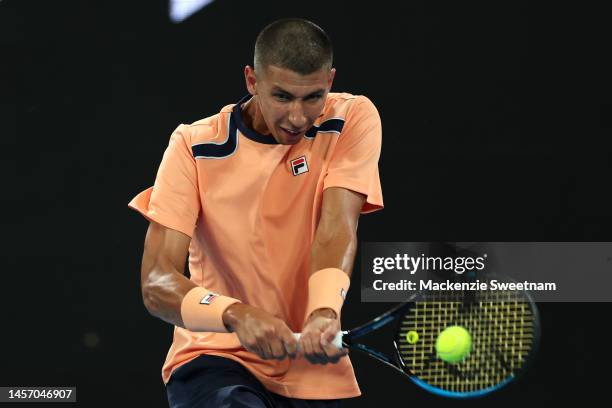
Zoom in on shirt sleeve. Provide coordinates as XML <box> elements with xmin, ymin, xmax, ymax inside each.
<box><xmin>323</xmin><ymin>96</ymin><xmax>384</xmax><ymax>213</ymax></box>
<box><xmin>128</xmin><ymin>124</ymin><xmax>201</xmax><ymax>237</ymax></box>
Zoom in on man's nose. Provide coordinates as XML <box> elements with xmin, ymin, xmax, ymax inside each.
<box><xmin>288</xmin><ymin>101</ymin><xmax>307</xmax><ymax>129</ymax></box>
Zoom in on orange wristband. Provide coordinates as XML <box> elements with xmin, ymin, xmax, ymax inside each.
<box><xmin>304</xmin><ymin>268</ymin><xmax>350</xmax><ymax>320</ymax></box>
<box><xmin>180</xmin><ymin>287</ymin><xmax>241</xmax><ymax>332</ymax></box>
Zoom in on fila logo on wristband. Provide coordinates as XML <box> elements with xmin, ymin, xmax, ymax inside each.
<box><xmin>200</xmin><ymin>292</ymin><xmax>219</xmax><ymax>305</ymax></box>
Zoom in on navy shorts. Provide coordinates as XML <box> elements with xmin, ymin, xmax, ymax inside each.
<box><xmin>166</xmin><ymin>354</ymin><xmax>343</xmax><ymax>408</ymax></box>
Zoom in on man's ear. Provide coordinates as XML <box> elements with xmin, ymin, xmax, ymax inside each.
<box><xmin>244</xmin><ymin>65</ymin><xmax>258</xmax><ymax>95</ymax></box>
<box><xmin>328</xmin><ymin>68</ymin><xmax>336</xmax><ymax>90</ymax></box>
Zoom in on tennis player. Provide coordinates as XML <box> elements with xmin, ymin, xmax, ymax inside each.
<box><xmin>129</xmin><ymin>18</ymin><xmax>383</xmax><ymax>407</ymax></box>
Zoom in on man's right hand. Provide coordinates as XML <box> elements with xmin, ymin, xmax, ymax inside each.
<box><xmin>222</xmin><ymin>303</ymin><xmax>298</xmax><ymax>361</ymax></box>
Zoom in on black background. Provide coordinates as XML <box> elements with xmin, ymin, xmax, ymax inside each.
<box><xmin>2</xmin><ymin>0</ymin><xmax>611</xmax><ymax>406</ymax></box>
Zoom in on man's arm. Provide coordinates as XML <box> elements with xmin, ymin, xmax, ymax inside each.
<box><xmin>299</xmin><ymin>186</ymin><xmax>366</xmax><ymax>363</ymax></box>
<box><xmin>140</xmin><ymin>221</ymin><xmax>195</xmax><ymax>327</ymax></box>
<box><xmin>139</xmin><ymin>221</ymin><xmax>298</xmax><ymax>360</ymax></box>
<box><xmin>310</xmin><ymin>187</ymin><xmax>365</xmax><ymax>280</ymax></box>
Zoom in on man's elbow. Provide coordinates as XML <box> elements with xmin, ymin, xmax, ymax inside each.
<box><xmin>140</xmin><ymin>266</ymin><xmax>186</xmax><ymax>325</ymax></box>
<box><xmin>140</xmin><ymin>272</ymin><xmax>168</xmax><ymax>318</ymax></box>
<box><xmin>141</xmin><ymin>280</ymin><xmax>158</xmax><ymax>317</ymax></box>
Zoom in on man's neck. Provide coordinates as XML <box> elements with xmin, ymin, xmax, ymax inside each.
<box><xmin>241</xmin><ymin>96</ymin><xmax>271</xmax><ymax>136</ymax></box>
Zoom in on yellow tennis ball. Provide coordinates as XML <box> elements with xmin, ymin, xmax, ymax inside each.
<box><xmin>406</xmin><ymin>331</ymin><xmax>419</xmax><ymax>344</ymax></box>
<box><xmin>435</xmin><ymin>326</ymin><xmax>472</xmax><ymax>364</ymax></box>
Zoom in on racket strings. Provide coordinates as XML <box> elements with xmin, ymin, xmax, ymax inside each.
<box><xmin>397</xmin><ymin>288</ymin><xmax>536</xmax><ymax>393</ymax></box>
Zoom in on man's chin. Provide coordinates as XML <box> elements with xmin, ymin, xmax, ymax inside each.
<box><xmin>276</xmin><ymin>128</ymin><xmax>304</xmax><ymax>145</ymax></box>
<box><xmin>277</xmin><ymin>137</ymin><xmax>302</xmax><ymax>145</ymax></box>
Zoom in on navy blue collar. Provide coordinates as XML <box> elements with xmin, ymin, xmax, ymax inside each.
<box><xmin>232</xmin><ymin>95</ymin><xmax>280</xmax><ymax>145</ymax></box>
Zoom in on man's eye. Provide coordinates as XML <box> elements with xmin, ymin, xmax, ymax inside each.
<box><xmin>275</xmin><ymin>94</ymin><xmax>290</xmax><ymax>101</ymax></box>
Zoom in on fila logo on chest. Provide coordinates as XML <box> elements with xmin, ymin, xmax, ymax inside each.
<box><xmin>290</xmin><ymin>155</ymin><xmax>309</xmax><ymax>176</ymax></box>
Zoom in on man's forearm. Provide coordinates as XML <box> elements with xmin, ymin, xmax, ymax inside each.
<box><xmin>142</xmin><ymin>264</ymin><xmax>197</xmax><ymax>327</ymax></box>
<box><xmin>307</xmin><ymin>225</ymin><xmax>357</xmax><ymax>321</ymax></box>
<box><xmin>310</xmin><ymin>224</ymin><xmax>358</xmax><ymax>278</ymax></box>
<box><xmin>144</xmin><ymin>266</ymin><xmax>247</xmax><ymax>332</ymax></box>
<box><xmin>310</xmin><ymin>187</ymin><xmax>365</xmax><ymax>278</ymax></box>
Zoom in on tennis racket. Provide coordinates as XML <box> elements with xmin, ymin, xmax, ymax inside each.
<box><xmin>295</xmin><ymin>274</ymin><xmax>540</xmax><ymax>398</ymax></box>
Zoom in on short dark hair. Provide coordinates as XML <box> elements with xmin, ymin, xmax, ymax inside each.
<box><xmin>254</xmin><ymin>18</ymin><xmax>333</xmax><ymax>76</ymax></box>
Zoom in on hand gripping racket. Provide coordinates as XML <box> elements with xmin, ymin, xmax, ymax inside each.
<box><xmin>295</xmin><ymin>275</ymin><xmax>540</xmax><ymax>398</ymax></box>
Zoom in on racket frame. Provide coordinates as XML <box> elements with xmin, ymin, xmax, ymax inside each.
<box><xmin>342</xmin><ymin>288</ymin><xmax>541</xmax><ymax>398</ymax></box>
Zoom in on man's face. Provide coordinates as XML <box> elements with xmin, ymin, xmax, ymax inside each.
<box><xmin>245</xmin><ymin>64</ymin><xmax>336</xmax><ymax>145</ymax></box>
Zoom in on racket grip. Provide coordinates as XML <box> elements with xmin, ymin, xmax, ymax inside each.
<box><xmin>293</xmin><ymin>331</ymin><xmax>343</xmax><ymax>349</ymax></box>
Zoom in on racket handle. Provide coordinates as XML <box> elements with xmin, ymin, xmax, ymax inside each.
<box><xmin>292</xmin><ymin>331</ymin><xmax>343</xmax><ymax>349</ymax></box>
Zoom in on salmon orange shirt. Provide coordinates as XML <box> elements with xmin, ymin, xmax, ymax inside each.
<box><xmin>129</xmin><ymin>92</ymin><xmax>383</xmax><ymax>399</ymax></box>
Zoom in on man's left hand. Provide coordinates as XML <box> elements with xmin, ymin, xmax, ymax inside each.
<box><xmin>299</xmin><ymin>308</ymin><xmax>348</xmax><ymax>364</ymax></box>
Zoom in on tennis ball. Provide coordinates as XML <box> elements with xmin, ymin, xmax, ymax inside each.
<box><xmin>406</xmin><ymin>331</ymin><xmax>419</xmax><ymax>344</ymax></box>
<box><xmin>435</xmin><ymin>326</ymin><xmax>472</xmax><ymax>364</ymax></box>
